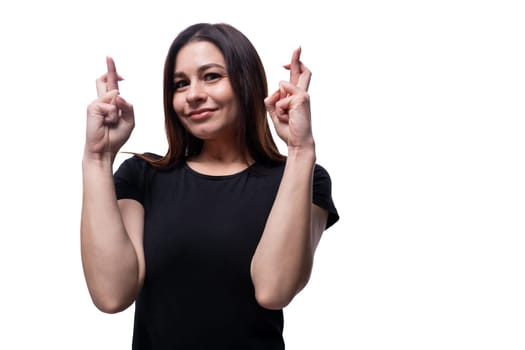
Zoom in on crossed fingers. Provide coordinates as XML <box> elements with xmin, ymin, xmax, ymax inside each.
<box><xmin>284</xmin><ymin>47</ymin><xmax>311</xmax><ymax>91</ymax></box>
<box><xmin>96</xmin><ymin>56</ymin><xmax>123</xmax><ymax>101</ymax></box>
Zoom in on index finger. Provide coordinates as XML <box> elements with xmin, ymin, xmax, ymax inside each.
<box><xmin>284</xmin><ymin>61</ymin><xmax>311</xmax><ymax>91</ymax></box>
<box><xmin>106</xmin><ymin>56</ymin><xmax>119</xmax><ymax>92</ymax></box>
<box><xmin>297</xmin><ymin>64</ymin><xmax>312</xmax><ymax>91</ymax></box>
<box><xmin>289</xmin><ymin>47</ymin><xmax>302</xmax><ymax>86</ymax></box>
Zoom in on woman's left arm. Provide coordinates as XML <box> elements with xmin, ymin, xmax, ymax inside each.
<box><xmin>251</xmin><ymin>48</ymin><xmax>329</xmax><ymax>310</ymax></box>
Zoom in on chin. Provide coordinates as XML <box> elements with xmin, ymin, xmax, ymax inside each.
<box><xmin>189</xmin><ymin>128</ymin><xmax>215</xmax><ymax>140</ymax></box>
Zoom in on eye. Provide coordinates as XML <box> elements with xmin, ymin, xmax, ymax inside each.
<box><xmin>203</xmin><ymin>72</ymin><xmax>223</xmax><ymax>82</ymax></box>
<box><xmin>173</xmin><ymin>79</ymin><xmax>188</xmax><ymax>90</ymax></box>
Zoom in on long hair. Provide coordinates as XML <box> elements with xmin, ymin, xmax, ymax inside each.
<box><xmin>140</xmin><ymin>23</ymin><xmax>285</xmax><ymax>168</ymax></box>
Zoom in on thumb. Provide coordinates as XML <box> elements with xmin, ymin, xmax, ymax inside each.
<box><xmin>265</xmin><ymin>89</ymin><xmax>280</xmax><ymax>114</ymax></box>
<box><xmin>100</xmin><ymin>90</ymin><xmax>119</xmax><ymax>104</ymax></box>
<box><xmin>116</xmin><ymin>96</ymin><xmax>135</xmax><ymax>123</ymax></box>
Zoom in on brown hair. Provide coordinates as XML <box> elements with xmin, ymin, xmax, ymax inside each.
<box><xmin>139</xmin><ymin>23</ymin><xmax>285</xmax><ymax>168</ymax></box>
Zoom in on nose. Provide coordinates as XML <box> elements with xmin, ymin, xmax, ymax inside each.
<box><xmin>186</xmin><ymin>81</ymin><xmax>207</xmax><ymax>104</ymax></box>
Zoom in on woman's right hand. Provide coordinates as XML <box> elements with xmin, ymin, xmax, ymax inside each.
<box><xmin>85</xmin><ymin>56</ymin><xmax>135</xmax><ymax>162</ymax></box>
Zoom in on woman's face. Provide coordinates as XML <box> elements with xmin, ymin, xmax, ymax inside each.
<box><xmin>172</xmin><ymin>41</ymin><xmax>240</xmax><ymax>142</ymax></box>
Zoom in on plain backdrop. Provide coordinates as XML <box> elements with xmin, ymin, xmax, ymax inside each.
<box><xmin>1</xmin><ymin>0</ymin><xmax>524</xmax><ymax>349</ymax></box>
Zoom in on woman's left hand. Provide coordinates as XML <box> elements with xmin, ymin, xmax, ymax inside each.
<box><xmin>265</xmin><ymin>47</ymin><xmax>314</xmax><ymax>151</ymax></box>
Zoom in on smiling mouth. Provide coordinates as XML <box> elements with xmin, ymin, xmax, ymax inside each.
<box><xmin>188</xmin><ymin>108</ymin><xmax>216</xmax><ymax>120</ymax></box>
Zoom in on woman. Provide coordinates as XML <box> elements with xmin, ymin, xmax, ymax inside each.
<box><xmin>81</xmin><ymin>22</ymin><xmax>339</xmax><ymax>349</ymax></box>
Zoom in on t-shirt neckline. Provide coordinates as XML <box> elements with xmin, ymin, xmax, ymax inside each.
<box><xmin>183</xmin><ymin>161</ymin><xmax>256</xmax><ymax>180</ymax></box>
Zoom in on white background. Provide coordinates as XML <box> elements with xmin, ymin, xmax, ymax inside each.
<box><xmin>1</xmin><ymin>0</ymin><xmax>524</xmax><ymax>349</ymax></box>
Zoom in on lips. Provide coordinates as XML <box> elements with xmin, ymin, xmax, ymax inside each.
<box><xmin>188</xmin><ymin>108</ymin><xmax>216</xmax><ymax>120</ymax></box>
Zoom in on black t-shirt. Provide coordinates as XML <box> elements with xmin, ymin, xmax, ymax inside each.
<box><xmin>114</xmin><ymin>155</ymin><xmax>339</xmax><ymax>350</ymax></box>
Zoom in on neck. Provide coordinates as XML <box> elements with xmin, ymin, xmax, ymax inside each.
<box><xmin>187</xmin><ymin>141</ymin><xmax>254</xmax><ymax>176</ymax></box>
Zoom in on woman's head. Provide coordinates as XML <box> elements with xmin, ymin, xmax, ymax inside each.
<box><xmin>171</xmin><ymin>40</ymin><xmax>241</xmax><ymax>147</ymax></box>
<box><xmin>154</xmin><ymin>23</ymin><xmax>284</xmax><ymax>167</ymax></box>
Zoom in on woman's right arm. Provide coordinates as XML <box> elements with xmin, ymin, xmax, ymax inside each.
<box><xmin>81</xmin><ymin>57</ymin><xmax>145</xmax><ymax>313</ymax></box>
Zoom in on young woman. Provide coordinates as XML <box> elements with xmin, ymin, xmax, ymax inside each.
<box><xmin>81</xmin><ymin>22</ymin><xmax>339</xmax><ymax>349</ymax></box>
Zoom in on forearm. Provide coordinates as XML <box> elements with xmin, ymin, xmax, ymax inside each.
<box><xmin>81</xmin><ymin>157</ymin><xmax>139</xmax><ymax>313</ymax></box>
<box><xmin>251</xmin><ymin>147</ymin><xmax>316</xmax><ymax>309</ymax></box>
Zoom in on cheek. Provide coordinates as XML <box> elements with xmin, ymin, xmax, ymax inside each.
<box><xmin>172</xmin><ymin>94</ymin><xmax>184</xmax><ymax>115</ymax></box>
<box><xmin>172</xmin><ymin>95</ymin><xmax>190</xmax><ymax>130</ymax></box>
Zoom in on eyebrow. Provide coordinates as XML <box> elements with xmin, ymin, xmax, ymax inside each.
<box><xmin>173</xmin><ymin>63</ymin><xmax>227</xmax><ymax>79</ymax></box>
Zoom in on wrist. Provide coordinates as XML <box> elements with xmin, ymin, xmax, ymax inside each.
<box><xmin>82</xmin><ymin>150</ymin><xmax>115</xmax><ymax>170</ymax></box>
<box><xmin>287</xmin><ymin>142</ymin><xmax>316</xmax><ymax>162</ymax></box>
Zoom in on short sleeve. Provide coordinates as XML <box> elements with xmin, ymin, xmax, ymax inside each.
<box><xmin>313</xmin><ymin>164</ymin><xmax>339</xmax><ymax>229</ymax></box>
<box><xmin>113</xmin><ymin>155</ymin><xmax>148</xmax><ymax>205</ymax></box>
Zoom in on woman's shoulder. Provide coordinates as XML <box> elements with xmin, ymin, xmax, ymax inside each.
<box><xmin>250</xmin><ymin>160</ymin><xmax>332</xmax><ymax>179</ymax></box>
<box><xmin>313</xmin><ymin>162</ymin><xmax>333</xmax><ymax>179</ymax></box>
<box><xmin>117</xmin><ymin>152</ymin><xmax>157</xmax><ymax>170</ymax></box>
<box><xmin>120</xmin><ymin>152</ymin><xmax>182</xmax><ymax>168</ymax></box>
<box><xmin>115</xmin><ymin>152</ymin><xmax>184</xmax><ymax>176</ymax></box>
<box><xmin>249</xmin><ymin>160</ymin><xmax>285</xmax><ymax>178</ymax></box>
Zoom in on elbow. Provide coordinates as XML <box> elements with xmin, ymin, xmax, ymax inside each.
<box><xmin>254</xmin><ymin>276</ymin><xmax>310</xmax><ymax>310</ymax></box>
<box><xmin>94</xmin><ymin>298</ymin><xmax>132</xmax><ymax>314</ymax></box>
<box><xmin>255</xmin><ymin>289</ymin><xmax>293</xmax><ymax>310</ymax></box>
<box><xmin>84</xmin><ymin>275</ymin><xmax>140</xmax><ymax>314</ymax></box>
<box><xmin>90</xmin><ymin>293</ymin><xmax>134</xmax><ymax>314</ymax></box>
<box><xmin>251</xmin><ymin>253</ymin><xmax>314</xmax><ymax>310</ymax></box>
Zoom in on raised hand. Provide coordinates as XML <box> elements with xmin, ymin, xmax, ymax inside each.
<box><xmin>85</xmin><ymin>57</ymin><xmax>135</xmax><ymax>162</ymax></box>
<box><xmin>265</xmin><ymin>47</ymin><xmax>314</xmax><ymax>151</ymax></box>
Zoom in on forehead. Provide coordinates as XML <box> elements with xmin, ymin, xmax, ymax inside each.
<box><xmin>174</xmin><ymin>41</ymin><xmax>226</xmax><ymax>72</ymax></box>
